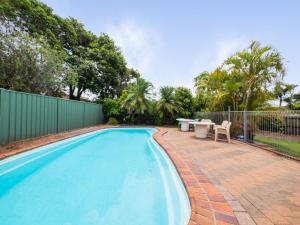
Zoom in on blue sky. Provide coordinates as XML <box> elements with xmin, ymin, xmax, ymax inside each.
<box><xmin>43</xmin><ymin>0</ymin><xmax>300</xmax><ymax>92</ymax></box>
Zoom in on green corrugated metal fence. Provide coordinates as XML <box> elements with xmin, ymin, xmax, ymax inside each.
<box><xmin>0</xmin><ymin>88</ymin><xmax>104</xmax><ymax>146</ymax></box>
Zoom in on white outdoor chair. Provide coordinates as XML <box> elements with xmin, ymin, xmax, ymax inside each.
<box><xmin>214</xmin><ymin>120</ymin><xmax>232</xmax><ymax>143</ymax></box>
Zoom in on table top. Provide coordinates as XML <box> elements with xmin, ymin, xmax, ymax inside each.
<box><xmin>189</xmin><ymin>121</ymin><xmax>215</xmax><ymax>125</ymax></box>
<box><xmin>176</xmin><ymin>118</ymin><xmax>196</xmax><ymax>122</ymax></box>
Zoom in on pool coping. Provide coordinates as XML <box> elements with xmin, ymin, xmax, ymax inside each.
<box><xmin>0</xmin><ymin>125</ymin><xmax>115</xmax><ymax>160</ymax></box>
<box><xmin>153</xmin><ymin>129</ymin><xmax>240</xmax><ymax>225</ymax></box>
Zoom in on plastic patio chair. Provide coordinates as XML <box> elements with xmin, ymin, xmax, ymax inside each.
<box><xmin>214</xmin><ymin>120</ymin><xmax>232</xmax><ymax>143</ymax></box>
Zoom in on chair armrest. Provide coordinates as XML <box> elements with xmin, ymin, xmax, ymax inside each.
<box><xmin>213</xmin><ymin>125</ymin><xmax>221</xmax><ymax>130</ymax></box>
<box><xmin>215</xmin><ymin>127</ymin><xmax>227</xmax><ymax>131</ymax></box>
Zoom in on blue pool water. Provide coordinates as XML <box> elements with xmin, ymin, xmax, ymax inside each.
<box><xmin>0</xmin><ymin>128</ymin><xmax>190</xmax><ymax>225</ymax></box>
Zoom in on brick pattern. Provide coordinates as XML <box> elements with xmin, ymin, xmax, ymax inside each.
<box><xmin>153</xmin><ymin>130</ymin><xmax>239</xmax><ymax>225</ymax></box>
<box><xmin>162</xmin><ymin>127</ymin><xmax>300</xmax><ymax>225</ymax></box>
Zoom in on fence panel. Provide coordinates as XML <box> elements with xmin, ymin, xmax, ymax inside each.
<box><xmin>0</xmin><ymin>89</ymin><xmax>104</xmax><ymax>146</ymax></box>
<box><xmin>57</xmin><ymin>99</ymin><xmax>85</xmax><ymax>132</ymax></box>
<box><xmin>84</xmin><ymin>102</ymin><xmax>104</xmax><ymax>127</ymax></box>
<box><xmin>195</xmin><ymin>110</ymin><xmax>300</xmax><ymax>157</ymax></box>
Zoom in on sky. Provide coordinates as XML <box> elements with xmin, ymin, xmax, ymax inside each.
<box><xmin>42</xmin><ymin>0</ymin><xmax>300</xmax><ymax>92</ymax></box>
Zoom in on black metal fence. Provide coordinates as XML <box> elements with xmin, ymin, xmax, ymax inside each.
<box><xmin>195</xmin><ymin>110</ymin><xmax>300</xmax><ymax>157</ymax></box>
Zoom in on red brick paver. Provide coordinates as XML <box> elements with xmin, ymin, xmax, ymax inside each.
<box><xmin>153</xmin><ymin>130</ymin><xmax>239</xmax><ymax>225</ymax></box>
<box><xmin>161</xmin><ymin>128</ymin><xmax>300</xmax><ymax>225</ymax></box>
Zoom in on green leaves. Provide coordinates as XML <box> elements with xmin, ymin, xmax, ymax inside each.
<box><xmin>1</xmin><ymin>0</ymin><xmax>135</xmax><ymax>100</ymax></box>
<box><xmin>0</xmin><ymin>30</ymin><xmax>64</xmax><ymax>96</ymax></box>
<box><xmin>195</xmin><ymin>41</ymin><xmax>287</xmax><ymax>111</ymax></box>
<box><xmin>174</xmin><ymin>87</ymin><xmax>194</xmax><ymax>118</ymax></box>
<box><xmin>157</xmin><ymin>86</ymin><xmax>176</xmax><ymax>123</ymax></box>
<box><xmin>121</xmin><ymin>78</ymin><xmax>153</xmax><ymax>116</ymax></box>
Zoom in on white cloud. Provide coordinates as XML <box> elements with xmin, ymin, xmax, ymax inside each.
<box><xmin>105</xmin><ymin>19</ymin><xmax>162</xmax><ymax>81</ymax></box>
<box><xmin>210</xmin><ymin>37</ymin><xmax>246</xmax><ymax>68</ymax></box>
<box><xmin>191</xmin><ymin>36</ymin><xmax>247</xmax><ymax>74</ymax></box>
<box><xmin>106</xmin><ymin>23</ymin><xmax>249</xmax><ymax>93</ymax></box>
<box><xmin>188</xmin><ymin>36</ymin><xmax>247</xmax><ymax>92</ymax></box>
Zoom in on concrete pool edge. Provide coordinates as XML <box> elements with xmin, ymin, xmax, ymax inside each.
<box><xmin>0</xmin><ymin>125</ymin><xmax>116</xmax><ymax>160</ymax></box>
<box><xmin>153</xmin><ymin>129</ymin><xmax>240</xmax><ymax>225</ymax></box>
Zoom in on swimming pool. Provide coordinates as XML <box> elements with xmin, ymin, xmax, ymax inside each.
<box><xmin>0</xmin><ymin>128</ymin><xmax>191</xmax><ymax>225</ymax></box>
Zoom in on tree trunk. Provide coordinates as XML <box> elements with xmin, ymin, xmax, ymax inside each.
<box><xmin>75</xmin><ymin>90</ymin><xmax>82</xmax><ymax>101</ymax></box>
<box><xmin>279</xmin><ymin>97</ymin><xmax>282</xmax><ymax>107</ymax></box>
<box><xmin>69</xmin><ymin>85</ymin><xmax>76</xmax><ymax>100</ymax></box>
<box><xmin>244</xmin><ymin>87</ymin><xmax>252</xmax><ymax>111</ymax></box>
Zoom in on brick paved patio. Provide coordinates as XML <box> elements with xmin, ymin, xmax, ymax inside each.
<box><xmin>161</xmin><ymin>128</ymin><xmax>300</xmax><ymax>225</ymax></box>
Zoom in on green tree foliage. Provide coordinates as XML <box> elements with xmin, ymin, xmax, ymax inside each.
<box><xmin>292</xmin><ymin>92</ymin><xmax>300</xmax><ymax>110</ymax></box>
<box><xmin>0</xmin><ymin>0</ymin><xmax>76</xmax><ymax>49</ymax></box>
<box><xmin>0</xmin><ymin>0</ymin><xmax>136</xmax><ymax>100</ymax></box>
<box><xmin>101</xmin><ymin>97</ymin><xmax>127</xmax><ymax>123</ymax></box>
<box><xmin>0</xmin><ymin>29</ymin><xmax>64</xmax><ymax>96</ymax></box>
<box><xmin>224</xmin><ymin>41</ymin><xmax>285</xmax><ymax>110</ymax></box>
<box><xmin>273</xmin><ymin>81</ymin><xmax>297</xmax><ymax>108</ymax></box>
<box><xmin>174</xmin><ymin>87</ymin><xmax>194</xmax><ymax>118</ymax></box>
<box><xmin>195</xmin><ymin>41</ymin><xmax>286</xmax><ymax>111</ymax></box>
<box><xmin>91</xmin><ymin>35</ymin><xmax>133</xmax><ymax>99</ymax></box>
<box><xmin>157</xmin><ymin>86</ymin><xmax>177</xmax><ymax>124</ymax></box>
<box><xmin>121</xmin><ymin>78</ymin><xmax>153</xmax><ymax>123</ymax></box>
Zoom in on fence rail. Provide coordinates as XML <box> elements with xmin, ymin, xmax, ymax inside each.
<box><xmin>195</xmin><ymin>110</ymin><xmax>300</xmax><ymax>157</ymax></box>
<box><xmin>0</xmin><ymin>88</ymin><xmax>104</xmax><ymax>146</ymax></box>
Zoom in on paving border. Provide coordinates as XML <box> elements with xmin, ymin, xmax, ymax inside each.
<box><xmin>153</xmin><ymin>129</ymin><xmax>242</xmax><ymax>225</ymax></box>
<box><xmin>0</xmin><ymin>125</ymin><xmax>114</xmax><ymax>160</ymax></box>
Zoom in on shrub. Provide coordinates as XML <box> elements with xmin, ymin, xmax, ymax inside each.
<box><xmin>102</xmin><ymin>98</ymin><xmax>121</xmax><ymax>118</ymax></box>
<box><xmin>174</xmin><ymin>87</ymin><xmax>194</xmax><ymax>118</ymax></box>
<box><xmin>107</xmin><ymin>117</ymin><xmax>119</xmax><ymax>125</ymax></box>
<box><xmin>257</xmin><ymin>116</ymin><xmax>283</xmax><ymax>133</ymax></box>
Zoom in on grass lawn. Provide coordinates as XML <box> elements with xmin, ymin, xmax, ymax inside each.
<box><xmin>255</xmin><ymin>136</ymin><xmax>300</xmax><ymax>158</ymax></box>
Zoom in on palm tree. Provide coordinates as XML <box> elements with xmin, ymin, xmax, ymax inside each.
<box><xmin>194</xmin><ymin>69</ymin><xmax>230</xmax><ymax>111</ymax></box>
<box><xmin>274</xmin><ymin>81</ymin><xmax>297</xmax><ymax>107</ymax></box>
<box><xmin>121</xmin><ymin>78</ymin><xmax>153</xmax><ymax>119</ymax></box>
<box><xmin>225</xmin><ymin>41</ymin><xmax>285</xmax><ymax>110</ymax></box>
<box><xmin>157</xmin><ymin>86</ymin><xmax>177</xmax><ymax>124</ymax></box>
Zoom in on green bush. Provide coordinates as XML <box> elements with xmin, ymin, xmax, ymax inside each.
<box><xmin>257</xmin><ymin>116</ymin><xmax>283</xmax><ymax>132</ymax></box>
<box><xmin>174</xmin><ymin>87</ymin><xmax>194</xmax><ymax>118</ymax></box>
<box><xmin>293</xmin><ymin>104</ymin><xmax>300</xmax><ymax>110</ymax></box>
<box><xmin>106</xmin><ymin>117</ymin><xmax>119</xmax><ymax>125</ymax></box>
<box><xmin>102</xmin><ymin>98</ymin><xmax>121</xmax><ymax>118</ymax></box>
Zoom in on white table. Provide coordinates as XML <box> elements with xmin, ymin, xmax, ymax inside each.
<box><xmin>176</xmin><ymin>118</ymin><xmax>195</xmax><ymax>131</ymax></box>
<box><xmin>189</xmin><ymin>121</ymin><xmax>215</xmax><ymax>138</ymax></box>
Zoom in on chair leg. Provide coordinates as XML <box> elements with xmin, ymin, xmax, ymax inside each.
<box><xmin>215</xmin><ymin>130</ymin><xmax>218</xmax><ymax>142</ymax></box>
<box><xmin>227</xmin><ymin>131</ymin><xmax>231</xmax><ymax>143</ymax></box>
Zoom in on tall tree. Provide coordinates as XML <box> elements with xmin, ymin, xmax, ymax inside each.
<box><xmin>0</xmin><ymin>0</ymin><xmax>77</xmax><ymax>50</ymax></box>
<box><xmin>225</xmin><ymin>41</ymin><xmax>285</xmax><ymax>110</ymax></box>
<box><xmin>91</xmin><ymin>35</ymin><xmax>134</xmax><ymax>99</ymax></box>
<box><xmin>273</xmin><ymin>81</ymin><xmax>297</xmax><ymax>107</ymax></box>
<box><xmin>0</xmin><ymin>29</ymin><xmax>64</xmax><ymax>96</ymax></box>
<box><xmin>1</xmin><ymin>0</ymin><xmax>136</xmax><ymax>100</ymax></box>
<box><xmin>121</xmin><ymin>78</ymin><xmax>153</xmax><ymax>117</ymax></box>
<box><xmin>157</xmin><ymin>86</ymin><xmax>177</xmax><ymax>123</ymax></box>
<box><xmin>174</xmin><ymin>87</ymin><xmax>194</xmax><ymax>118</ymax></box>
